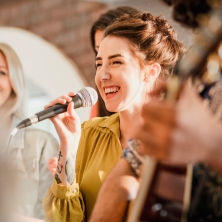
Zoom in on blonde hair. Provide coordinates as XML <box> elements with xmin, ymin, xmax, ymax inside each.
<box><xmin>0</xmin><ymin>43</ymin><xmax>26</xmax><ymax>119</ymax></box>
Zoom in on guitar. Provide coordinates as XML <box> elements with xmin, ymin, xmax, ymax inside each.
<box><xmin>127</xmin><ymin>1</ymin><xmax>222</xmax><ymax>222</ymax></box>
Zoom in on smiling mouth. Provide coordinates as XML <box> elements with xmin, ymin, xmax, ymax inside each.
<box><xmin>104</xmin><ymin>86</ymin><xmax>120</xmax><ymax>96</ymax></box>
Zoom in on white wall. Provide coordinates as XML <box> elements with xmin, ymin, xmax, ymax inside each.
<box><xmin>0</xmin><ymin>27</ymin><xmax>92</xmax><ymax>139</ymax></box>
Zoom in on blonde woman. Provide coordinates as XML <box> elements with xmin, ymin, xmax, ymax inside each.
<box><xmin>0</xmin><ymin>43</ymin><xmax>58</xmax><ymax>220</ymax></box>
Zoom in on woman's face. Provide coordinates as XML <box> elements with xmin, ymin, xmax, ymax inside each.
<box><xmin>95</xmin><ymin>36</ymin><xmax>145</xmax><ymax>112</ymax></box>
<box><xmin>94</xmin><ymin>29</ymin><xmax>104</xmax><ymax>53</ymax></box>
<box><xmin>0</xmin><ymin>52</ymin><xmax>12</xmax><ymax>108</ymax></box>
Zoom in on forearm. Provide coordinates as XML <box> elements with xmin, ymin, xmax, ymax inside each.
<box><xmin>89</xmin><ymin>159</ymin><xmax>139</xmax><ymax>222</ymax></box>
<box><xmin>43</xmin><ymin>145</ymin><xmax>84</xmax><ymax>221</ymax></box>
<box><xmin>55</xmin><ymin>146</ymin><xmax>76</xmax><ymax>185</ymax></box>
<box><xmin>89</xmin><ymin>179</ymin><xmax>130</xmax><ymax>222</ymax></box>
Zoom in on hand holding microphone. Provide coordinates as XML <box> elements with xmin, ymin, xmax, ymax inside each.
<box><xmin>47</xmin><ymin>91</ymin><xmax>84</xmax><ymax>146</ymax></box>
<box><xmin>9</xmin><ymin>87</ymin><xmax>98</xmax><ymax>163</ymax></box>
<box><xmin>41</xmin><ymin>87</ymin><xmax>98</xmax><ymax>185</ymax></box>
<box><xmin>11</xmin><ymin>87</ymin><xmax>98</xmax><ymax>136</ymax></box>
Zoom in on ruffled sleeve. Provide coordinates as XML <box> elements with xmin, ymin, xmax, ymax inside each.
<box><xmin>43</xmin><ymin>178</ymin><xmax>85</xmax><ymax>222</ymax></box>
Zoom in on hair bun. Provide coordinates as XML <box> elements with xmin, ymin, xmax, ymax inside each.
<box><xmin>140</xmin><ymin>12</ymin><xmax>152</xmax><ymax>22</ymax></box>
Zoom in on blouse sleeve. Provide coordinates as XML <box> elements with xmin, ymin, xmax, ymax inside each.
<box><xmin>42</xmin><ymin>178</ymin><xmax>85</xmax><ymax>222</ymax></box>
<box><xmin>42</xmin><ymin>121</ymin><xmax>89</xmax><ymax>222</ymax></box>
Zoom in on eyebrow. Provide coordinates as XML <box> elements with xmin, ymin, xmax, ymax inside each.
<box><xmin>0</xmin><ymin>66</ymin><xmax>7</xmax><ymax>69</ymax></box>
<box><xmin>96</xmin><ymin>54</ymin><xmax>123</xmax><ymax>61</ymax></box>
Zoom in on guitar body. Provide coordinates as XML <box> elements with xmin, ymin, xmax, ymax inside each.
<box><xmin>127</xmin><ymin>157</ymin><xmax>192</xmax><ymax>222</ymax></box>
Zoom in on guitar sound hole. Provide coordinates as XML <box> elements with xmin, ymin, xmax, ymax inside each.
<box><xmin>140</xmin><ymin>194</ymin><xmax>183</xmax><ymax>222</ymax></box>
<box><xmin>139</xmin><ymin>163</ymin><xmax>186</xmax><ymax>222</ymax></box>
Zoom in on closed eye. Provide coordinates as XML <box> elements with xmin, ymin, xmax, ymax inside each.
<box><xmin>113</xmin><ymin>61</ymin><xmax>122</xmax><ymax>64</ymax></box>
<box><xmin>111</xmin><ymin>60</ymin><xmax>123</xmax><ymax>66</ymax></box>
<box><xmin>0</xmin><ymin>71</ymin><xmax>6</xmax><ymax>75</ymax></box>
<box><xmin>95</xmin><ymin>63</ymin><xmax>102</xmax><ymax>69</ymax></box>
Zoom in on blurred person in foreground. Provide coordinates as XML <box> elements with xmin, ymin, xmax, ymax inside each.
<box><xmin>0</xmin><ymin>42</ymin><xmax>58</xmax><ymax>220</ymax></box>
<box><xmin>135</xmin><ymin>0</ymin><xmax>222</xmax><ymax>180</ymax></box>
<box><xmin>43</xmin><ymin>11</ymin><xmax>184</xmax><ymax>222</ymax></box>
<box><xmin>133</xmin><ymin>1</ymin><xmax>222</xmax><ymax>220</ymax></box>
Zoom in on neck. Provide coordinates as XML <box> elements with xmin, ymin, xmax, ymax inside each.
<box><xmin>119</xmin><ymin>110</ymin><xmax>141</xmax><ymax>149</ymax></box>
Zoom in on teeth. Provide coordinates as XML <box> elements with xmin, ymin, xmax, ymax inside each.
<box><xmin>104</xmin><ymin>87</ymin><xmax>119</xmax><ymax>94</ymax></box>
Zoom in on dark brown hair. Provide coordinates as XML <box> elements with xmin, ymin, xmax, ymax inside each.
<box><xmin>90</xmin><ymin>6</ymin><xmax>140</xmax><ymax>117</ymax></box>
<box><xmin>104</xmin><ymin>12</ymin><xmax>185</xmax><ymax>80</ymax></box>
<box><xmin>90</xmin><ymin>6</ymin><xmax>140</xmax><ymax>54</ymax></box>
<box><xmin>161</xmin><ymin>0</ymin><xmax>211</xmax><ymax>28</ymax></box>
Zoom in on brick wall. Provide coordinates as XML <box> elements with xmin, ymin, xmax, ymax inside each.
<box><xmin>0</xmin><ymin>0</ymin><xmax>109</xmax><ymax>87</ymax></box>
<box><xmin>0</xmin><ymin>0</ymin><xmax>191</xmax><ymax>88</ymax></box>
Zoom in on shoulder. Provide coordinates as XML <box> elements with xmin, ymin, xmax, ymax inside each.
<box><xmin>82</xmin><ymin>113</ymin><xmax>119</xmax><ymax>132</ymax></box>
<box><xmin>25</xmin><ymin>126</ymin><xmax>54</xmax><ymax>137</ymax></box>
<box><xmin>24</xmin><ymin>127</ymin><xmax>58</xmax><ymax>144</ymax></box>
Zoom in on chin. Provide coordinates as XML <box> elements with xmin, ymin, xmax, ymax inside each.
<box><xmin>106</xmin><ymin>107</ymin><xmax>115</xmax><ymax>113</ymax></box>
<box><xmin>105</xmin><ymin>105</ymin><xmax>117</xmax><ymax>113</ymax></box>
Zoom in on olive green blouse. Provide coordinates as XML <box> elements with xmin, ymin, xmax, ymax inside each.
<box><xmin>43</xmin><ymin>113</ymin><xmax>122</xmax><ymax>222</ymax></box>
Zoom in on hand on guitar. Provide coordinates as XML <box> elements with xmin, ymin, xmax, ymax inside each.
<box><xmin>134</xmin><ymin>83</ymin><xmax>222</xmax><ymax>174</ymax></box>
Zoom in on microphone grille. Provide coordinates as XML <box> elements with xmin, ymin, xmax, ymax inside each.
<box><xmin>78</xmin><ymin>87</ymin><xmax>98</xmax><ymax>107</ymax></box>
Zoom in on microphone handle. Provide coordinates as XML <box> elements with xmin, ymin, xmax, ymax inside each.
<box><xmin>36</xmin><ymin>94</ymin><xmax>82</xmax><ymax>122</ymax></box>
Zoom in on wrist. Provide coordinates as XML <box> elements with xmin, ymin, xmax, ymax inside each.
<box><xmin>122</xmin><ymin>139</ymin><xmax>143</xmax><ymax>177</ymax></box>
<box><xmin>56</xmin><ymin>150</ymin><xmax>76</xmax><ymax>185</ymax></box>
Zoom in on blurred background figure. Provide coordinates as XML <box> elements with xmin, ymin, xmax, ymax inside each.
<box><xmin>0</xmin><ymin>149</ymin><xmax>18</xmax><ymax>222</ymax></box>
<box><xmin>89</xmin><ymin>6</ymin><xmax>140</xmax><ymax>118</ymax></box>
<box><xmin>0</xmin><ymin>148</ymin><xmax>45</xmax><ymax>222</ymax></box>
<box><xmin>0</xmin><ymin>43</ymin><xmax>58</xmax><ymax>220</ymax></box>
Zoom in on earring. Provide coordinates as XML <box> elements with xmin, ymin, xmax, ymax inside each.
<box><xmin>144</xmin><ymin>75</ymin><xmax>148</xmax><ymax>82</ymax></box>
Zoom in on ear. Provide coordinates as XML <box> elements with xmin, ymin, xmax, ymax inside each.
<box><xmin>148</xmin><ymin>63</ymin><xmax>161</xmax><ymax>80</ymax></box>
<box><xmin>143</xmin><ymin>63</ymin><xmax>161</xmax><ymax>82</ymax></box>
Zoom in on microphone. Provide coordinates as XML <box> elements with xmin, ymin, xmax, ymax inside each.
<box><xmin>13</xmin><ymin>87</ymin><xmax>98</xmax><ymax>133</ymax></box>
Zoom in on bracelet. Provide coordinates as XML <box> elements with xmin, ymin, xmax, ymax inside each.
<box><xmin>127</xmin><ymin>139</ymin><xmax>144</xmax><ymax>162</ymax></box>
<box><xmin>122</xmin><ymin>139</ymin><xmax>143</xmax><ymax>176</ymax></box>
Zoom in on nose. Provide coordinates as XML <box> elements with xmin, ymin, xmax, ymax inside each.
<box><xmin>97</xmin><ymin>64</ymin><xmax>111</xmax><ymax>81</ymax></box>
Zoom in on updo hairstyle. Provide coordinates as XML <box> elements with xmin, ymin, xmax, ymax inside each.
<box><xmin>104</xmin><ymin>12</ymin><xmax>185</xmax><ymax>80</ymax></box>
